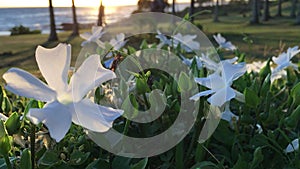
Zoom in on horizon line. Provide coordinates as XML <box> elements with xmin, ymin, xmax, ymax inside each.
<box><xmin>0</xmin><ymin>2</ymin><xmax>190</xmax><ymax>9</ymax></box>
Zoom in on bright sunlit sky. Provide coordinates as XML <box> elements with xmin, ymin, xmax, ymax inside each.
<box><xmin>0</xmin><ymin>0</ymin><xmax>190</xmax><ymax>8</ymax></box>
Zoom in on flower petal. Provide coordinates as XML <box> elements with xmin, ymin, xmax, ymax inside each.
<box><xmin>221</xmin><ymin>109</ymin><xmax>239</xmax><ymax>122</ymax></box>
<box><xmin>69</xmin><ymin>54</ymin><xmax>116</xmax><ymax>102</ymax></box>
<box><xmin>285</xmin><ymin>138</ymin><xmax>299</xmax><ymax>153</ymax></box>
<box><xmin>190</xmin><ymin>90</ymin><xmax>215</xmax><ymax>101</ymax></box>
<box><xmin>27</xmin><ymin>101</ymin><xmax>72</xmax><ymax>142</ymax></box>
<box><xmin>3</xmin><ymin>68</ymin><xmax>56</xmax><ymax>102</ymax></box>
<box><xmin>36</xmin><ymin>44</ymin><xmax>70</xmax><ymax>93</ymax></box>
<box><xmin>71</xmin><ymin>99</ymin><xmax>123</xmax><ymax>132</ymax></box>
<box><xmin>80</xmin><ymin>32</ymin><xmax>92</xmax><ymax>41</ymax></box>
<box><xmin>221</xmin><ymin>61</ymin><xmax>246</xmax><ymax>83</ymax></box>
<box><xmin>207</xmin><ymin>87</ymin><xmax>235</xmax><ymax>106</ymax></box>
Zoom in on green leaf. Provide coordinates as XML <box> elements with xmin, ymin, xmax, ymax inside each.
<box><xmin>122</xmin><ymin>94</ymin><xmax>139</xmax><ymax>119</ymax></box>
<box><xmin>2</xmin><ymin>97</ymin><xmax>11</xmax><ymax>114</ymax></box>
<box><xmin>178</xmin><ymin>72</ymin><xmax>193</xmax><ymax>92</ymax></box>
<box><xmin>24</xmin><ymin>100</ymin><xmax>39</xmax><ymax>117</ymax></box>
<box><xmin>130</xmin><ymin>158</ymin><xmax>148</xmax><ymax>169</ymax></box>
<box><xmin>0</xmin><ymin>135</ymin><xmax>12</xmax><ymax>156</ymax></box>
<box><xmin>127</xmin><ymin>46</ymin><xmax>137</xmax><ymax>55</ymax></box>
<box><xmin>291</xmin><ymin>82</ymin><xmax>300</xmax><ymax>105</ymax></box>
<box><xmin>5</xmin><ymin>112</ymin><xmax>21</xmax><ymax>135</ymax></box>
<box><xmin>284</xmin><ymin>105</ymin><xmax>300</xmax><ymax>128</ymax></box>
<box><xmin>139</xmin><ymin>39</ymin><xmax>148</xmax><ymax>50</ymax></box>
<box><xmin>20</xmin><ymin>148</ymin><xmax>32</xmax><ymax>169</ymax></box>
<box><xmin>190</xmin><ymin>161</ymin><xmax>218</xmax><ymax>169</ymax></box>
<box><xmin>250</xmin><ymin>147</ymin><xmax>264</xmax><ymax>169</ymax></box>
<box><xmin>86</xmin><ymin>159</ymin><xmax>109</xmax><ymax>169</ymax></box>
<box><xmin>38</xmin><ymin>150</ymin><xmax>59</xmax><ymax>166</ymax></box>
<box><xmin>259</xmin><ymin>58</ymin><xmax>271</xmax><ymax>79</ymax></box>
<box><xmin>0</xmin><ymin>121</ymin><xmax>11</xmax><ymax>156</ymax></box>
<box><xmin>136</xmin><ymin>78</ymin><xmax>150</xmax><ymax>95</ymax></box>
<box><xmin>260</xmin><ymin>74</ymin><xmax>271</xmax><ymax>97</ymax></box>
<box><xmin>175</xmin><ymin>141</ymin><xmax>184</xmax><ymax>169</ymax></box>
<box><xmin>244</xmin><ymin>88</ymin><xmax>260</xmax><ymax>108</ymax></box>
<box><xmin>112</xmin><ymin>156</ymin><xmax>131</xmax><ymax>169</ymax></box>
<box><xmin>69</xmin><ymin>150</ymin><xmax>90</xmax><ymax>166</ymax></box>
<box><xmin>232</xmin><ymin>156</ymin><xmax>249</xmax><ymax>169</ymax></box>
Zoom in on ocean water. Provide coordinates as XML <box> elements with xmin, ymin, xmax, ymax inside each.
<box><xmin>0</xmin><ymin>3</ymin><xmax>190</xmax><ymax>36</ymax></box>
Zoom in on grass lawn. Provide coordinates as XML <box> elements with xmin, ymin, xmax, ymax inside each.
<box><xmin>0</xmin><ymin>1</ymin><xmax>299</xmax><ymax>81</ymax></box>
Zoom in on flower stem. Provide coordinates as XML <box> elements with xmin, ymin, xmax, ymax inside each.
<box><xmin>30</xmin><ymin>124</ymin><xmax>35</xmax><ymax>169</ymax></box>
<box><xmin>123</xmin><ymin>119</ymin><xmax>130</xmax><ymax>135</ymax></box>
<box><xmin>4</xmin><ymin>155</ymin><xmax>12</xmax><ymax>169</ymax></box>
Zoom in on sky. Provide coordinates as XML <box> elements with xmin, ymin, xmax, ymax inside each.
<box><xmin>0</xmin><ymin>0</ymin><xmax>190</xmax><ymax>8</ymax></box>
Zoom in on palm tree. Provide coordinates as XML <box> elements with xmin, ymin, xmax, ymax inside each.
<box><xmin>71</xmin><ymin>0</ymin><xmax>79</xmax><ymax>36</ymax></box>
<box><xmin>172</xmin><ymin>0</ymin><xmax>176</xmax><ymax>14</ymax></box>
<box><xmin>48</xmin><ymin>0</ymin><xmax>58</xmax><ymax>41</ymax></box>
<box><xmin>296</xmin><ymin>4</ymin><xmax>300</xmax><ymax>24</ymax></box>
<box><xmin>290</xmin><ymin>0</ymin><xmax>297</xmax><ymax>18</ymax></box>
<box><xmin>97</xmin><ymin>0</ymin><xmax>105</xmax><ymax>26</ymax></box>
<box><xmin>262</xmin><ymin>0</ymin><xmax>270</xmax><ymax>21</ymax></box>
<box><xmin>190</xmin><ymin>0</ymin><xmax>195</xmax><ymax>22</ymax></box>
<box><xmin>213</xmin><ymin>0</ymin><xmax>219</xmax><ymax>22</ymax></box>
<box><xmin>276</xmin><ymin>0</ymin><xmax>282</xmax><ymax>17</ymax></box>
<box><xmin>250</xmin><ymin>0</ymin><xmax>260</xmax><ymax>24</ymax></box>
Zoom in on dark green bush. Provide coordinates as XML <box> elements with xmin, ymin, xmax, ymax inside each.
<box><xmin>10</xmin><ymin>25</ymin><xmax>41</xmax><ymax>36</ymax></box>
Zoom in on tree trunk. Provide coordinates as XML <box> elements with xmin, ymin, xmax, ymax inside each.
<box><xmin>48</xmin><ymin>0</ymin><xmax>58</xmax><ymax>41</ymax></box>
<box><xmin>290</xmin><ymin>0</ymin><xmax>297</xmax><ymax>18</ymax></box>
<box><xmin>250</xmin><ymin>0</ymin><xmax>260</xmax><ymax>24</ymax></box>
<box><xmin>189</xmin><ymin>0</ymin><xmax>195</xmax><ymax>22</ymax></box>
<box><xmin>71</xmin><ymin>0</ymin><xmax>79</xmax><ymax>36</ymax></box>
<box><xmin>276</xmin><ymin>0</ymin><xmax>282</xmax><ymax>16</ymax></box>
<box><xmin>296</xmin><ymin>4</ymin><xmax>300</xmax><ymax>24</ymax></box>
<box><xmin>97</xmin><ymin>0</ymin><xmax>105</xmax><ymax>26</ymax></box>
<box><xmin>213</xmin><ymin>0</ymin><xmax>219</xmax><ymax>22</ymax></box>
<box><xmin>172</xmin><ymin>0</ymin><xmax>176</xmax><ymax>15</ymax></box>
<box><xmin>262</xmin><ymin>0</ymin><xmax>270</xmax><ymax>21</ymax></box>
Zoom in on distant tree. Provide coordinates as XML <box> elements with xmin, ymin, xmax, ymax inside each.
<box><xmin>213</xmin><ymin>0</ymin><xmax>219</xmax><ymax>22</ymax></box>
<box><xmin>290</xmin><ymin>0</ymin><xmax>297</xmax><ymax>18</ymax></box>
<box><xmin>296</xmin><ymin>4</ymin><xmax>300</xmax><ymax>24</ymax></box>
<box><xmin>262</xmin><ymin>0</ymin><xmax>270</xmax><ymax>21</ymax></box>
<box><xmin>250</xmin><ymin>0</ymin><xmax>260</xmax><ymax>24</ymax></box>
<box><xmin>172</xmin><ymin>0</ymin><xmax>176</xmax><ymax>14</ymax></box>
<box><xmin>137</xmin><ymin>0</ymin><xmax>168</xmax><ymax>12</ymax></box>
<box><xmin>276</xmin><ymin>0</ymin><xmax>282</xmax><ymax>16</ymax></box>
<box><xmin>71</xmin><ymin>0</ymin><xmax>79</xmax><ymax>36</ymax></box>
<box><xmin>190</xmin><ymin>0</ymin><xmax>195</xmax><ymax>22</ymax></box>
<box><xmin>48</xmin><ymin>0</ymin><xmax>58</xmax><ymax>41</ymax></box>
<box><xmin>97</xmin><ymin>0</ymin><xmax>105</xmax><ymax>26</ymax></box>
<box><xmin>150</xmin><ymin>0</ymin><xmax>168</xmax><ymax>12</ymax></box>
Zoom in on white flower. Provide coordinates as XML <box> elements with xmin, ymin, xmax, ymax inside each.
<box><xmin>109</xmin><ymin>33</ymin><xmax>127</xmax><ymax>51</ymax></box>
<box><xmin>256</xmin><ymin>124</ymin><xmax>263</xmax><ymax>134</ymax></box>
<box><xmin>213</xmin><ymin>33</ymin><xmax>236</xmax><ymax>51</ymax></box>
<box><xmin>272</xmin><ymin>46</ymin><xmax>299</xmax><ymax>74</ymax></box>
<box><xmin>2</xmin><ymin>44</ymin><xmax>123</xmax><ymax>142</ymax></box>
<box><xmin>173</xmin><ymin>33</ymin><xmax>200</xmax><ymax>52</ymax></box>
<box><xmin>156</xmin><ymin>30</ymin><xmax>171</xmax><ymax>48</ymax></box>
<box><xmin>190</xmin><ymin>61</ymin><xmax>246</xmax><ymax>106</ymax></box>
<box><xmin>221</xmin><ymin>103</ymin><xmax>239</xmax><ymax>122</ymax></box>
<box><xmin>180</xmin><ymin>54</ymin><xmax>202</xmax><ymax>69</ymax></box>
<box><xmin>200</xmin><ymin>53</ymin><xmax>238</xmax><ymax>73</ymax></box>
<box><xmin>246</xmin><ymin>61</ymin><xmax>267</xmax><ymax>73</ymax></box>
<box><xmin>0</xmin><ymin>113</ymin><xmax>8</xmax><ymax>121</ymax></box>
<box><xmin>270</xmin><ymin>69</ymin><xmax>287</xmax><ymax>83</ymax></box>
<box><xmin>80</xmin><ymin>26</ymin><xmax>106</xmax><ymax>47</ymax></box>
<box><xmin>285</xmin><ymin>138</ymin><xmax>299</xmax><ymax>153</ymax></box>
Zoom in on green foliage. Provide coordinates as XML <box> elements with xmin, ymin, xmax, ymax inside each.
<box><xmin>10</xmin><ymin>25</ymin><xmax>41</xmax><ymax>36</ymax></box>
<box><xmin>0</xmin><ymin>28</ymin><xmax>299</xmax><ymax>169</ymax></box>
